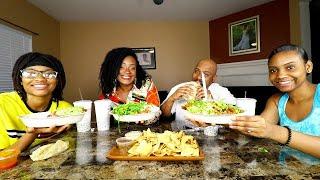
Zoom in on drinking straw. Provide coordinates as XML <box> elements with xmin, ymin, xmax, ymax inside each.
<box><xmin>201</xmin><ymin>72</ymin><xmax>208</xmax><ymax>101</ymax></box>
<box><xmin>244</xmin><ymin>90</ymin><xmax>247</xmax><ymax>98</ymax></box>
<box><xmin>78</xmin><ymin>88</ymin><xmax>83</xmax><ymax>100</ymax></box>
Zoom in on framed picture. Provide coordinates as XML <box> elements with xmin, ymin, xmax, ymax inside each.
<box><xmin>132</xmin><ymin>47</ymin><xmax>156</xmax><ymax>69</ymax></box>
<box><xmin>228</xmin><ymin>15</ymin><xmax>260</xmax><ymax>56</ymax></box>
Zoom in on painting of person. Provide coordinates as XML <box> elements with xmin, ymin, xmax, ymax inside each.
<box><xmin>233</xmin><ymin>24</ymin><xmax>250</xmax><ymax>51</ymax></box>
<box><xmin>137</xmin><ymin>53</ymin><xmax>151</xmax><ymax>66</ymax></box>
<box><xmin>230</xmin><ymin>17</ymin><xmax>259</xmax><ymax>55</ymax></box>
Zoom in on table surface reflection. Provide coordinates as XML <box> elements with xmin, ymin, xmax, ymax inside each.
<box><xmin>1</xmin><ymin>121</ymin><xmax>320</xmax><ymax>179</ymax></box>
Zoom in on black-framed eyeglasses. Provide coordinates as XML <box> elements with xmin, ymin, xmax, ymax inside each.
<box><xmin>20</xmin><ymin>69</ymin><xmax>58</xmax><ymax>79</ymax></box>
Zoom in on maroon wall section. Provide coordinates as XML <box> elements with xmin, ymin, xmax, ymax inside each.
<box><xmin>209</xmin><ymin>0</ymin><xmax>290</xmax><ymax>64</ymax></box>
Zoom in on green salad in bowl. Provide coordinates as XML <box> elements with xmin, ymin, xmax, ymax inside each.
<box><xmin>20</xmin><ymin>106</ymin><xmax>86</xmax><ymax>128</ymax></box>
<box><xmin>55</xmin><ymin>106</ymin><xmax>86</xmax><ymax>116</ymax></box>
<box><xmin>182</xmin><ymin>100</ymin><xmax>244</xmax><ymax>124</ymax></box>
<box><xmin>182</xmin><ymin>100</ymin><xmax>243</xmax><ymax>115</ymax></box>
<box><xmin>111</xmin><ymin>102</ymin><xmax>161</xmax><ymax>123</ymax></box>
<box><xmin>112</xmin><ymin>102</ymin><xmax>150</xmax><ymax>116</ymax></box>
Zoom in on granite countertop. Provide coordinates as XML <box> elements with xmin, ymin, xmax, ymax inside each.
<box><xmin>1</xmin><ymin>121</ymin><xmax>320</xmax><ymax>179</ymax></box>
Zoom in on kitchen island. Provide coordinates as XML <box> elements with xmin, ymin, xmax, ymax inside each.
<box><xmin>1</xmin><ymin>121</ymin><xmax>320</xmax><ymax>179</ymax></box>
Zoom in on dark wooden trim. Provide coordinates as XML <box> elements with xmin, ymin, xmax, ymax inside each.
<box><xmin>0</xmin><ymin>18</ymin><xmax>39</xmax><ymax>36</ymax></box>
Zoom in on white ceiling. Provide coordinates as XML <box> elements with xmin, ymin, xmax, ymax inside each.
<box><xmin>27</xmin><ymin>0</ymin><xmax>273</xmax><ymax>21</ymax></box>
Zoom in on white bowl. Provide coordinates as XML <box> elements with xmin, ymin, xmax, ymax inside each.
<box><xmin>20</xmin><ymin>112</ymin><xmax>85</xmax><ymax>128</ymax></box>
<box><xmin>183</xmin><ymin>109</ymin><xmax>243</xmax><ymax>124</ymax></box>
<box><xmin>111</xmin><ymin>105</ymin><xmax>161</xmax><ymax>122</ymax></box>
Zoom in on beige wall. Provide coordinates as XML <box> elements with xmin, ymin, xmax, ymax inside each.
<box><xmin>1</xmin><ymin>0</ymin><xmax>302</xmax><ymax>103</ymax></box>
<box><xmin>61</xmin><ymin>21</ymin><xmax>209</xmax><ymax>102</ymax></box>
<box><xmin>0</xmin><ymin>0</ymin><xmax>60</xmax><ymax>58</ymax></box>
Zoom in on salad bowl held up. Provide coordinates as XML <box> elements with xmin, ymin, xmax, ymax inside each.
<box><xmin>183</xmin><ymin>111</ymin><xmax>244</xmax><ymax>124</ymax></box>
<box><xmin>20</xmin><ymin>107</ymin><xmax>85</xmax><ymax>128</ymax></box>
<box><xmin>182</xmin><ymin>100</ymin><xmax>244</xmax><ymax>124</ymax></box>
<box><xmin>110</xmin><ymin>102</ymin><xmax>161</xmax><ymax>123</ymax></box>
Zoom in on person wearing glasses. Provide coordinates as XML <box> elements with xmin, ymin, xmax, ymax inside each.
<box><xmin>0</xmin><ymin>52</ymin><xmax>72</xmax><ymax>152</ymax></box>
<box><xmin>161</xmin><ymin>58</ymin><xmax>236</xmax><ymax>128</ymax></box>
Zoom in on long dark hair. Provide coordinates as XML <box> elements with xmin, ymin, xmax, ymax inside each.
<box><xmin>12</xmin><ymin>52</ymin><xmax>66</xmax><ymax>101</ymax></box>
<box><xmin>268</xmin><ymin>44</ymin><xmax>309</xmax><ymax>63</ymax></box>
<box><xmin>99</xmin><ymin>47</ymin><xmax>148</xmax><ymax>96</ymax></box>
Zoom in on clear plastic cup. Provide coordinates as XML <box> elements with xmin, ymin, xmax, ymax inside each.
<box><xmin>94</xmin><ymin>99</ymin><xmax>113</xmax><ymax>131</ymax></box>
<box><xmin>73</xmin><ymin>100</ymin><xmax>92</xmax><ymax>132</ymax></box>
<box><xmin>96</xmin><ymin>131</ymin><xmax>111</xmax><ymax>163</ymax></box>
<box><xmin>236</xmin><ymin>98</ymin><xmax>257</xmax><ymax>116</ymax></box>
<box><xmin>75</xmin><ymin>132</ymin><xmax>93</xmax><ymax>165</ymax></box>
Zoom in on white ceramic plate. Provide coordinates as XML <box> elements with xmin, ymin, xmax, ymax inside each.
<box><xmin>111</xmin><ymin>105</ymin><xmax>161</xmax><ymax>122</ymax></box>
<box><xmin>183</xmin><ymin>109</ymin><xmax>244</xmax><ymax>124</ymax></box>
<box><xmin>20</xmin><ymin>112</ymin><xmax>85</xmax><ymax>128</ymax></box>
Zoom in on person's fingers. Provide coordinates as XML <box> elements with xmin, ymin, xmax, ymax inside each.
<box><xmin>176</xmin><ymin>85</ymin><xmax>196</xmax><ymax>98</ymax></box>
<box><xmin>65</xmin><ymin>124</ymin><xmax>72</xmax><ymax>131</ymax></box>
<box><xmin>47</xmin><ymin>126</ymin><xmax>58</xmax><ymax>133</ymax></box>
<box><xmin>230</xmin><ymin>116</ymin><xmax>267</xmax><ymax>130</ymax></box>
<box><xmin>34</xmin><ymin>126</ymin><xmax>57</xmax><ymax>134</ymax></box>
<box><xmin>26</xmin><ymin>127</ymin><xmax>35</xmax><ymax>133</ymax></box>
<box><xmin>231</xmin><ymin>115</ymin><xmax>260</xmax><ymax>122</ymax></box>
<box><xmin>173</xmin><ymin>88</ymin><xmax>188</xmax><ymax>99</ymax></box>
<box><xmin>190</xmin><ymin>119</ymin><xmax>208</xmax><ymax>127</ymax></box>
<box><xmin>229</xmin><ymin>120</ymin><xmax>262</xmax><ymax>129</ymax></box>
<box><xmin>196</xmin><ymin>89</ymin><xmax>205</xmax><ymax>99</ymax></box>
<box><xmin>229</xmin><ymin>125</ymin><xmax>256</xmax><ymax>133</ymax></box>
<box><xmin>56</xmin><ymin>125</ymin><xmax>69</xmax><ymax>133</ymax></box>
<box><xmin>33</xmin><ymin>127</ymin><xmax>44</xmax><ymax>134</ymax></box>
<box><xmin>190</xmin><ymin>120</ymin><xmax>200</xmax><ymax>126</ymax></box>
<box><xmin>198</xmin><ymin>121</ymin><xmax>208</xmax><ymax>127</ymax></box>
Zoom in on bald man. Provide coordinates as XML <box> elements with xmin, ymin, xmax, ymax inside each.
<box><xmin>161</xmin><ymin>59</ymin><xmax>236</xmax><ymax>128</ymax></box>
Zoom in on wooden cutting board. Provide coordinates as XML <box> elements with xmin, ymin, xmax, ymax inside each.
<box><xmin>106</xmin><ymin>146</ymin><xmax>205</xmax><ymax>161</ymax></box>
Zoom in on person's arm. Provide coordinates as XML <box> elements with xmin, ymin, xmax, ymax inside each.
<box><xmin>262</xmin><ymin>95</ymin><xmax>320</xmax><ymax>158</ymax></box>
<box><xmin>160</xmin><ymin>84</ymin><xmax>195</xmax><ymax>117</ymax></box>
<box><xmin>230</xmin><ymin>94</ymin><xmax>320</xmax><ymax>158</ymax></box>
<box><xmin>268</xmin><ymin>125</ymin><xmax>320</xmax><ymax>158</ymax></box>
<box><xmin>160</xmin><ymin>96</ymin><xmax>177</xmax><ymax>117</ymax></box>
<box><xmin>9</xmin><ymin>132</ymin><xmax>37</xmax><ymax>152</ymax></box>
<box><xmin>260</xmin><ymin>94</ymin><xmax>280</xmax><ymax>124</ymax></box>
<box><xmin>229</xmin><ymin>94</ymin><xmax>280</xmax><ymax>133</ymax></box>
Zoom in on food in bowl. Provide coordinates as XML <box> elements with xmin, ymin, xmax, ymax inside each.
<box><xmin>20</xmin><ymin>106</ymin><xmax>86</xmax><ymax>128</ymax></box>
<box><xmin>111</xmin><ymin>102</ymin><xmax>161</xmax><ymax>123</ymax></box>
<box><xmin>182</xmin><ymin>100</ymin><xmax>244</xmax><ymax>124</ymax></box>
<box><xmin>54</xmin><ymin>106</ymin><xmax>86</xmax><ymax>116</ymax></box>
<box><xmin>182</xmin><ymin>100</ymin><xmax>243</xmax><ymax>115</ymax></box>
<box><xmin>116</xmin><ymin>137</ymin><xmax>134</xmax><ymax>154</ymax></box>
<box><xmin>112</xmin><ymin>102</ymin><xmax>151</xmax><ymax>116</ymax></box>
<box><xmin>0</xmin><ymin>148</ymin><xmax>19</xmax><ymax>170</ymax></box>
